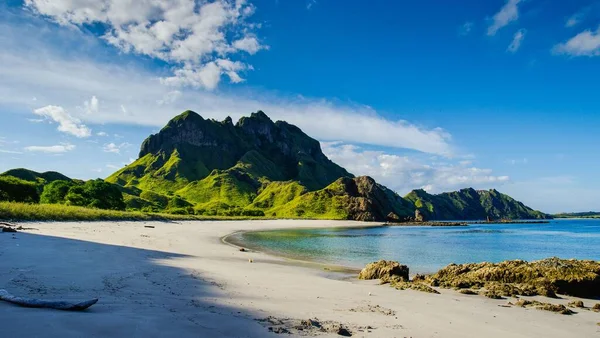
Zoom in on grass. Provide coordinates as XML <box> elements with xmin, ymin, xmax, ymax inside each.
<box><xmin>0</xmin><ymin>202</ymin><xmax>266</xmax><ymax>222</ymax></box>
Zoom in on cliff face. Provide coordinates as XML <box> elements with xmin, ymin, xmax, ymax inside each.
<box><xmin>129</xmin><ymin>110</ymin><xmax>350</xmax><ymax>190</ymax></box>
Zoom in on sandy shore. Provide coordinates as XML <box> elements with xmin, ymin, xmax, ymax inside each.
<box><xmin>1</xmin><ymin>220</ymin><xmax>598</xmax><ymax>337</ymax></box>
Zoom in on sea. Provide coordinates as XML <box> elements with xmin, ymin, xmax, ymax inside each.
<box><xmin>229</xmin><ymin>219</ymin><xmax>600</xmax><ymax>274</ymax></box>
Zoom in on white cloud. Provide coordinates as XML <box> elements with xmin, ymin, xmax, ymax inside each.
<box><xmin>32</xmin><ymin>105</ymin><xmax>92</xmax><ymax>138</ymax></box>
<box><xmin>553</xmin><ymin>26</ymin><xmax>600</xmax><ymax>57</ymax></box>
<box><xmin>232</xmin><ymin>36</ymin><xmax>265</xmax><ymax>54</ymax></box>
<box><xmin>83</xmin><ymin>95</ymin><xmax>99</xmax><ymax>114</ymax></box>
<box><xmin>459</xmin><ymin>22</ymin><xmax>474</xmax><ymax>36</ymax></box>
<box><xmin>507</xmin><ymin>29</ymin><xmax>526</xmax><ymax>53</ymax></box>
<box><xmin>96</xmin><ymin>131</ymin><xmax>108</xmax><ymax>136</ymax></box>
<box><xmin>487</xmin><ymin>0</ymin><xmax>521</xmax><ymax>36</ymax></box>
<box><xmin>106</xmin><ymin>164</ymin><xmax>120</xmax><ymax>169</ymax></box>
<box><xmin>25</xmin><ymin>143</ymin><xmax>76</xmax><ymax>153</ymax></box>
<box><xmin>322</xmin><ymin>142</ymin><xmax>509</xmax><ymax>194</ymax></box>
<box><xmin>0</xmin><ymin>149</ymin><xmax>23</xmax><ymax>154</ymax></box>
<box><xmin>25</xmin><ymin>0</ymin><xmax>266</xmax><ymax>90</ymax></box>
<box><xmin>157</xmin><ymin>90</ymin><xmax>182</xmax><ymax>105</ymax></box>
<box><xmin>565</xmin><ymin>7</ymin><xmax>590</xmax><ymax>28</ymax></box>
<box><xmin>103</xmin><ymin>142</ymin><xmax>131</xmax><ymax>154</ymax></box>
<box><xmin>0</xmin><ymin>22</ymin><xmax>454</xmax><ymax>156</ymax></box>
<box><xmin>507</xmin><ymin>158</ymin><xmax>528</xmax><ymax>165</ymax></box>
<box><xmin>307</xmin><ymin>0</ymin><xmax>317</xmax><ymax>10</ymax></box>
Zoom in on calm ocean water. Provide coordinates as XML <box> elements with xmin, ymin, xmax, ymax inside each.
<box><xmin>231</xmin><ymin>219</ymin><xmax>600</xmax><ymax>274</ymax></box>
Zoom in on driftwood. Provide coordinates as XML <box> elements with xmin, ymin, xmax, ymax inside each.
<box><xmin>0</xmin><ymin>290</ymin><xmax>98</xmax><ymax>311</ymax></box>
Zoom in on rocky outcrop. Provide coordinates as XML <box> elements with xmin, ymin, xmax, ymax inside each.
<box><xmin>417</xmin><ymin>257</ymin><xmax>600</xmax><ymax>299</ymax></box>
<box><xmin>338</xmin><ymin>176</ymin><xmax>414</xmax><ymax>221</ymax></box>
<box><xmin>358</xmin><ymin>260</ymin><xmax>409</xmax><ymax>281</ymax></box>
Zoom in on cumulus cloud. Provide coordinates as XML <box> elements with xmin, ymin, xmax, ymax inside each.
<box><xmin>25</xmin><ymin>0</ymin><xmax>266</xmax><ymax>90</ymax></box>
<box><xmin>32</xmin><ymin>105</ymin><xmax>92</xmax><ymax>138</ymax></box>
<box><xmin>487</xmin><ymin>0</ymin><xmax>521</xmax><ymax>36</ymax></box>
<box><xmin>96</xmin><ymin>131</ymin><xmax>108</xmax><ymax>137</ymax></box>
<box><xmin>103</xmin><ymin>142</ymin><xmax>131</xmax><ymax>154</ymax></box>
<box><xmin>507</xmin><ymin>29</ymin><xmax>526</xmax><ymax>53</ymax></box>
<box><xmin>322</xmin><ymin>142</ymin><xmax>509</xmax><ymax>194</ymax></box>
<box><xmin>553</xmin><ymin>26</ymin><xmax>600</xmax><ymax>57</ymax></box>
<box><xmin>24</xmin><ymin>143</ymin><xmax>76</xmax><ymax>153</ymax></box>
<box><xmin>0</xmin><ymin>21</ymin><xmax>454</xmax><ymax>156</ymax></box>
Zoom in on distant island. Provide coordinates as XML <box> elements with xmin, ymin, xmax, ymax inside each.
<box><xmin>1</xmin><ymin>110</ymin><xmax>550</xmax><ymax>222</ymax></box>
<box><xmin>553</xmin><ymin>212</ymin><xmax>600</xmax><ymax>219</ymax></box>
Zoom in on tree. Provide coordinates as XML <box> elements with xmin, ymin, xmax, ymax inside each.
<box><xmin>65</xmin><ymin>180</ymin><xmax>126</xmax><ymax>210</ymax></box>
<box><xmin>0</xmin><ymin>176</ymin><xmax>39</xmax><ymax>203</ymax></box>
<box><xmin>40</xmin><ymin>180</ymin><xmax>74</xmax><ymax>204</ymax></box>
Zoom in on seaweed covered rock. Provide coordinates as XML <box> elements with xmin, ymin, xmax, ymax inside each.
<box><xmin>514</xmin><ymin>299</ymin><xmax>574</xmax><ymax>315</ymax></box>
<box><xmin>423</xmin><ymin>257</ymin><xmax>600</xmax><ymax>298</ymax></box>
<box><xmin>358</xmin><ymin>260</ymin><xmax>409</xmax><ymax>281</ymax></box>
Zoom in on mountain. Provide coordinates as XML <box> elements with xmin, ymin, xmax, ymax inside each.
<box><xmin>404</xmin><ymin>188</ymin><xmax>550</xmax><ymax>220</ymax></box>
<box><xmin>1</xmin><ymin>168</ymin><xmax>72</xmax><ymax>184</ymax></box>
<box><xmin>106</xmin><ymin>110</ymin><xmax>353</xmax><ymax>214</ymax></box>
<box><xmin>0</xmin><ymin>110</ymin><xmax>549</xmax><ymax>221</ymax></box>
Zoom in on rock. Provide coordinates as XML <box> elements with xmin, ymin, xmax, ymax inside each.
<box><xmin>593</xmin><ymin>303</ymin><xmax>600</xmax><ymax>312</ymax></box>
<box><xmin>0</xmin><ymin>226</ymin><xmax>17</xmax><ymax>233</ymax></box>
<box><xmin>414</xmin><ymin>209</ymin><xmax>425</xmax><ymax>222</ymax></box>
<box><xmin>239</xmin><ymin>248</ymin><xmax>246</xmax><ymax>252</ymax></box>
<box><xmin>358</xmin><ymin>260</ymin><xmax>409</xmax><ymax>281</ymax></box>
<box><xmin>458</xmin><ymin>289</ymin><xmax>478</xmax><ymax>295</ymax></box>
<box><xmin>336</xmin><ymin>326</ymin><xmax>352</xmax><ymax>336</ymax></box>
<box><xmin>515</xmin><ymin>299</ymin><xmax>574</xmax><ymax>315</ymax></box>
<box><xmin>567</xmin><ymin>300</ymin><xmax>585</xmax><ymax>308</ymax></box>
<box><xmin>419</xmin><ymin>258</ymin><xmax>600</xmax><ymax>299</ymax></box>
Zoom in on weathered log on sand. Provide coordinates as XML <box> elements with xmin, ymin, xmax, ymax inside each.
<box><xmin>0</xmin><ymin>290</ymin><xmax>98</xmax><ymax>311</ymax></box>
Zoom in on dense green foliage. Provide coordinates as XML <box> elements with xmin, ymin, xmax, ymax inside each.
<box><xmin>64</xmin><ymin>179</ymin><xmax>126</xmax><ymax>210</ymax></box>
<box><xmin>0</xmin><ymin>176</ymin><xmax>40</xmax><ymax>203</ymax></box>
<box><xmin>40</xmin><ymin>180</ymin><xmax>75</xmax><ymax>204</ymax></box>
<box><xmin>404</xmin><ymin>188</ymin><xmax>549</xmax><ymax>220</ymax></box>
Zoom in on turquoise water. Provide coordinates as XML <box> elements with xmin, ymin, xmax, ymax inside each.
<box><xmin>231</xmin><ymin>219</ymin><xmax>600</xmax><ymax>274</ymax></box>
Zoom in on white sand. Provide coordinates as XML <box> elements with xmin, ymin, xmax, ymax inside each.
<box><xmin>1</xmin><ymin>220</ymin><xmax>598</xmax><ymax>337</ymax></box>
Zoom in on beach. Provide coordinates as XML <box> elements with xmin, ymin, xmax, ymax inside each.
<box><xmin>0</xmin><ymin>220</ymin><xmax>598</xmax><ymax>337</ymax></box>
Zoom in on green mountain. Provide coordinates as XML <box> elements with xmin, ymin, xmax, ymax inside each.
<box><xmin>1</xmin><ymin>110</ymin><xmax>550</xmax><ymax>221</ymax></box>
<box><xmin>404</xmin><ymin>188</ymin><xmax>549</xmax><ymax>220</ymax></box>
<box><xmin>0</xmin><ymin>168</ymin><xmax>72</xmax><ymax>184</ymax></box>
<box><xmin>106</xmin><ymin>110</ymin><xmax>353</xmax><ymax>215</ymax></box>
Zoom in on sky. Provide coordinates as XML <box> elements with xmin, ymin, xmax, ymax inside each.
<box><xmin>1</xmin><ymin>0</ymin><xmax>599</xmax><ymax>213</ymax></box>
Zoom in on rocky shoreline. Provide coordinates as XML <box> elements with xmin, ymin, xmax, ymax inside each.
<box><xmin>386</xmin><ymin>220</ymin><xmax>550</xmax><ymax>226</ymax></box>
<box><xmin>359</xmin><ymin>258</ymin><xmax>600</xmax><ymax>315</ymax></box>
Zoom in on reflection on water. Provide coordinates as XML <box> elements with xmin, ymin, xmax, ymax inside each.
<box><xmin>231</xmin><ymin>219</ymin><xmax>600</xmax><ymax>274</ymax></box>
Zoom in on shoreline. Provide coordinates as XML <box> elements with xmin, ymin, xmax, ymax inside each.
<box><xmin>1</xmin><ymin>219</ymin><xmax>599</xmax><ymax>337</ymax></box>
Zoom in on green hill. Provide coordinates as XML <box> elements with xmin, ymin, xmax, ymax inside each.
<box><xmin>404</xmin><ymin>188</ymin><xmax>549</xmax><ymax>220</ymax></box>
<box><xmin>1</xmin><ymin>168</ymin><xmax>71</xmax><ymax>184</ymax></box>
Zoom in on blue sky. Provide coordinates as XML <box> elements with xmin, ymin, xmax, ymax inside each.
<box><xmin>1</xmin><ymin>0</ymin><xmax>599</xmax><ymax>213</ymax></box>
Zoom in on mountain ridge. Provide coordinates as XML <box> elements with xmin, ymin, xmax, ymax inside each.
<box><xmin>1</xmin><ymin>110</ymin><xmax>550</xmax><ymax>221</ymax></box>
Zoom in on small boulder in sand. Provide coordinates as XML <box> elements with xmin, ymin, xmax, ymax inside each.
<box><xmin>593</xmin><ymin>303</ymin><xmax>600</xmax><ymax>312</ymax></box>
<box><xmin>358</xmin><ymin>260</ymin><xmax>409</xmax><ymax>281</ymax></box>
<box><xmin>567</xmin><ymin>300</ymin><xmax>584</xmax><ymax>308</ymax></box>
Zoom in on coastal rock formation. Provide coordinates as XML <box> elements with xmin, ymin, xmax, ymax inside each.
<box><xmin>419</xmin><ymin>257</ymin><xmax>600</xmax><ymax>298</ymax></box>
<box><xmin>358</xmin><ymin>260</ymin><xmax>409</xmax><ymax>281</ymax></box>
